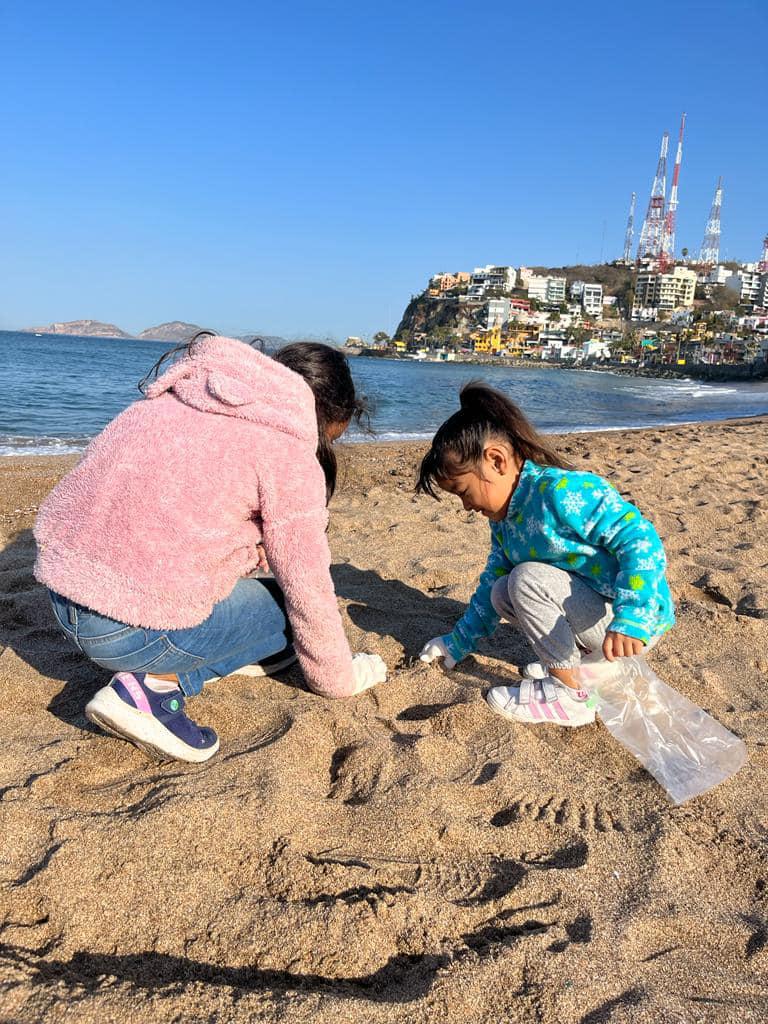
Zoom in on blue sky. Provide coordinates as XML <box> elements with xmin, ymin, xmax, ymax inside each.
<box><xmin>1</xmin><ymin>0</ymin><xmax>766</xmax><ymax>339</ymax></box>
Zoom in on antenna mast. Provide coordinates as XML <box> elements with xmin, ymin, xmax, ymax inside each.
<box><xmin>699</xmin><ymin>177</ymin><xmax>723</xmax><ymax>268</ymax></box>
<box><xmin>637</xmin><ymin>131</ymin><xmax>669</xmax><ymax>261</ymax></box>
<box><xmin>758</xmin><ymin>234</ymin><xmax>768</xmax><ymax>274</ymax></box>
<box><xmin>623</xmin><ymin>192</ymin><xmax>636</xmax><ymax>263</ymax></box>
<box><xmin>660</xmin><ymin>112</ymin><xmax>685</xmax><ymax>269</ymax></box>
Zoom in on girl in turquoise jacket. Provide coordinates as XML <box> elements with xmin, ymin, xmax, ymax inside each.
<box><xmin>417</xmin><ymin>382</ymin><xmax>674</xmax><ymax>728</ymax></box>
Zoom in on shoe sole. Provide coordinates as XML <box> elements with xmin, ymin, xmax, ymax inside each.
<box><xmin>85</xmin><ymin>687</ymin><xmax>219</xmax><ymax>763</ymax></box>
<box><xmin>232</xmin><ymin>653</ymin><xmax>298</xmax><ymax>678</ymax></box>
<box><xmin>485</xmin><ymin>688</ymin><xmax>595</xmax><ymax>727</ymax></box>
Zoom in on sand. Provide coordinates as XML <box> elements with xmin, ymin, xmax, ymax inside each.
<box><xmin>1</xmin><ymin>419</ymin><xmax>767</xmax><ymax>1023</ymax></box>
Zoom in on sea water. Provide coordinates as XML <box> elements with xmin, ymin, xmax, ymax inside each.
<box><xmin>2</xmin><ymin>330</ymin><xmax>768</xmax><ymax>456</ymax></box>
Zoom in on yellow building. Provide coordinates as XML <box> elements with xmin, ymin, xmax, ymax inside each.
<box><xmin>502</xmin><ymin>326</ymin><xmax>529</xmax><ymax>356</ymax></box>
<box><xmin>472</xmin><ymin>325</ymin><xmax>503</xmax><ymax>354</ymax></box>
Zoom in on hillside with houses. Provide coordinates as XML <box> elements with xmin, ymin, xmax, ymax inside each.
<box><xmin>363</xmin><ymin>257</ymin><xmax>768</xmax><ymax>375</ymax></box>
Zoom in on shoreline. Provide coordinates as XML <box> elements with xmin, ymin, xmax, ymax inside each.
<box><xmin>3</xmin><ymin>412</ymin><xmax>768</xmax><ymax>466</ymax></box>
<box><xmin>353</xmin><ymin>351</ymin><xmax>768</xmax><ymax>383</ymax></box>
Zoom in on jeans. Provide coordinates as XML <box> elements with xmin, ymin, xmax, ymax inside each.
<box><xmin>490</xmin><ymin>562</ymin><xmax>659</xmax><ymax>670</ymax></box>
<box><xmin>48</xmin><ymin>578</ymin><xmax>290</xmax><ymax>697</ymax></box>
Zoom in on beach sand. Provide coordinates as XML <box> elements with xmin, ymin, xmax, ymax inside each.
<box><xmin>1</xmin><ymin>419</ymin><xmax>767</xmax><ymax>1023</ymax></box>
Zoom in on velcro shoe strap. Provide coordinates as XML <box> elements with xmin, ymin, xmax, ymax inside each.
<box><xmin>518</xmin><ymin>678</ymin><xmax>534</xmax><ymax>705</ymax></box>
<box><xmin>540</xmin><ymin>678</ymin><xmax>559</xmax><ymax>703</ymax></box>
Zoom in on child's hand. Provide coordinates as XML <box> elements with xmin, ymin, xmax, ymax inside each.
<box><xmin>256</xmin><ymin>544</ymin><xmax>270</xmax><ymax>574</ymax></box>
<box><xmin>419</xmin><ymin>636</ymin><xmax>457</xmax><ymax>670</ymax></box>
<box><xmin>602</xmin><ymin>631</ymin><xmax>644</xmax><ymax>661</ymax></box>
<box><xmin>351</xmin><ymin>653</ymin><xmax>388</xmax><ymax>693</ymax></box>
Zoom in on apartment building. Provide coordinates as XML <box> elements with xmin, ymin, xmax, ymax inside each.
<box><xmin>634</xmin><ymin>266</ymin><xmax>697</xmax><ymax>312</ymax></box>
<box><xmin>467</xmin><ymin>265</ymin><xmax>517</xmax><ymax>298</ymax></box>
<box><xmin>487</xmin><ymin>298</ymin><xmax>510</xmax><ymax>328</ymax></box>
<box><xmin>472</xmin><ymin>325</ymin><xmax>503</xmax><ymax>354</ymax></box>
<box><xmin>430</xmin><ymin>271</ymin><xmax>470</xmax><ymax>292</ymax></box>
<box><xmin>508</xmin><ymin>297</ymin><xmax>532</xmax><ymax>318</ymax></box>
<box><xmin>725</xmin><ymin>270</ymin><xmax>763</xmax><ymax>304</ymax></box>
<box><xmin>582</xmin><ymin>283</ymin><xmax>603</xmax><ymax>317</ymax></box>
<box><xmin>705</xmin><ymin>265</ymin><xmax>731</xmax><ymax>286</ymax></box>
<box><xmin>527</xmin><ymin>275</ymin><xmax>567</xmax><ymax>305</ymax></box>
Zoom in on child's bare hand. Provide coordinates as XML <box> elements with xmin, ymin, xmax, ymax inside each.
<box><xmin>256</xmin><ymin>544</ymin><xmax>270</xmax><ymax>573</ymax></box>
<box><xmin>602</xmin><ymin>631</ymin><xmax>644</xmax><ymax>661</ymax></box>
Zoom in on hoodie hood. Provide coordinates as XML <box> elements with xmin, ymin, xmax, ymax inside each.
<box><xmin>144</xmin><ymin>335</ymin><xmax>318</xmax><ymax>446</ymax></box>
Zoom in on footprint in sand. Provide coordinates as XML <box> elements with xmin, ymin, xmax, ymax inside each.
<box><xmin>326</xmin><ymin>743</ymin><xmax>388</xmax><ymax>805</ymax></box>
<box><xmin>491</xmin><ymin>795</ymin><xmax>628</xmax><ymax>833</ymax></box>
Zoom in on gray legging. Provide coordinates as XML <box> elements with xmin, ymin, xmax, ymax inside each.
<box><xmin>490</xmin><ymin>561</ymin><xmax>658</xmax><ymax>671</ymax></box>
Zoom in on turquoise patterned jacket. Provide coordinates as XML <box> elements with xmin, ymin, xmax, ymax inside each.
<box><xmin>445</xmin><ymin>459</ymin><xmax>675</xmax><ymax>663</ymax></box>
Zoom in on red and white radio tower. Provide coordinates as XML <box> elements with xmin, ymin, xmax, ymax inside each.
<box><xmin>660</xmin><ymin>112</ymin><xmax>686</xmax><ymax>269</ymax></box>
<box><xmin>637</xmin><ymin>131</ymin><xmax>669</xmax><ymax>261</ymax></box>
<box><xmin>759</xmin><ymin>234</ymin><xmax>768</xmax><ymax>274</ymax></box>
<box><xmin>699</xmin><ymin>177</ymin><xmax>723</xmax><ymax>267</ymax></box>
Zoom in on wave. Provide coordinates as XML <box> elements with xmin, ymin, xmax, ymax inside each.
<box><xmin>0</xmin><ymin>434</ymin><xmax>92</xmax><ymax>457</ymax></box>
<box><xmin>3</xmin><ymin>401</ymin><xmax>767</xmax><ymax>458</ymax></box>
<box><xmin>346</xmin><ymin>430</ymin><xmax>435</xmax><ymax>443</ymax></box>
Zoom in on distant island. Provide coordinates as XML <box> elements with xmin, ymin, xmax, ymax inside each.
<box><xmin>22</xmin><ymin>319</ymin><xmax>218</xmax><ymax>342</ymax></box>
<box><xmin>137</xmin><ymin>321</ymin><xmax>216</xmax><ymax>342</ymax></box>
<box><xmin>20</xmin><ymin>320</ymin><xmax>291</xmax><ymax>349</ymax></box>
<box><xmin>24</xmin><ymin>320</ymin><xmax>134</xmax><ymax>338</ymax></box>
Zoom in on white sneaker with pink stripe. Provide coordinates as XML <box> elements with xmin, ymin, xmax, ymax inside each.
<box><xmin>486</xmin><ymin>676</ymin><xmax>596</xmax><ymax>727</ymax></box>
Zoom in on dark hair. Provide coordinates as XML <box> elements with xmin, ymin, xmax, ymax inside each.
<box><xmin>416</xmin><ymin>380</ymin><xmax>571</xmax><ymax>499</ymax></box>
<box><xmin>137</xmin><ymin>330</ymin><xmax>231</xmax><ymax>394</ymax></box>
<box><xmin>273</xmin><ymin>342</ymin><xmax>368</xmax><ymax>501</ymax></box>
<box><xmin>139</xmin><ymin>334</ymin><xmax>367</xmax><ymax>502</ymax></box>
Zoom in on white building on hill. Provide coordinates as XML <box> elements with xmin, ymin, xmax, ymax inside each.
<box><xmin>725</xmin><ymin>270</ymin><xmax>763</xmax><ymax>305</ymax></box>
<box><xmin>527</xmin><ymin>275</ymin><xmax>567</xmax><ymax>306</ymax></box>
<box><xmin>634</xmin><ymin>266</ymin><xmax>697</xmax><ymax>314</ymax></box>
<box><xmin>468</xmin><ymin>265</ymin><xmax>516</xmax><ymax>298</ymax></box>
<box><xmin>582</xmin><ymin>283</ymin><xmax>603</xmax><ymax>317</ymax></box>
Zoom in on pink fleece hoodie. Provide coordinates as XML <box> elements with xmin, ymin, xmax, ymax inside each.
<box><xmin>34</xmin><ymin>335</ymin><xmax>356</xmax><ymax>697</ymax></box>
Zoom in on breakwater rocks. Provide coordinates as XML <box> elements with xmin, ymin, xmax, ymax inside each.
<box><xmin>594</xmin><ymin>361</ymin><xmax>768</xmax><ymax>383</ymax></box>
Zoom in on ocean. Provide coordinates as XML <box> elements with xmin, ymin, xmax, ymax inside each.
<box><xmin>2</xmin><ymin>330</ymin><xmax>768</xmax><ymax>456</ymax></box>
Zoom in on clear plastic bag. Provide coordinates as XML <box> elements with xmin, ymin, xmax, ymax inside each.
<box><xmin>574</xmin><ymin>654</ymin><xmax>748</xmax><ymax>805</ymax></box>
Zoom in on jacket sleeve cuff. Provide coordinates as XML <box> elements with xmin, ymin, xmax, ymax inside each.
<box><xmin>445</xmin><ymin>631</ymin><xmax>472</xmax><ymax>663</ymax></box>
<box><xmin>608</xmin><ymin>616</ymin><xmax>650</xmax><ymax>644</ymax></box>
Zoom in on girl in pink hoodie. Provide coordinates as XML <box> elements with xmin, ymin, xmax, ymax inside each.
<box><xmin>34</xmin><ymin>335</ymin><xmax>387</xmax><ymax>763</ymax></box>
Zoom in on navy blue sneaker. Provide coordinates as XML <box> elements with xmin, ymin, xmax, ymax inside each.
<box><xmin>85</xmin><ymin>673</ymin><xmax>219</xmax><ymax>763</ymax></box>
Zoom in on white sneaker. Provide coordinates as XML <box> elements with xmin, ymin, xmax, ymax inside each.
<box><xmin>522</xmin><ymin>654</ymin><xmax>593</xmax><ymax>680</ymax></box>
<box><xmin>522</xmin><ymin>661</ymin><xmax>548</xmax><ymax>679</ymax></box>
<box><xmin>233</xmin><ymin>648</ymin><xmax>297</xmax><ymax>678</ymax></box>
<box><xmin>208</xmin><ymin>646</ymin><xmax>297</xmax><ymax>682</ymax></box>
<box><xmin>486</xmin><ymin>677</ymin><xmax>596</xmax><ymax>727</ymax></box>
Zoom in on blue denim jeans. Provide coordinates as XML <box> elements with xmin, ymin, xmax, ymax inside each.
<box><xmin>48</xmin><ymin>578</ymin><xmax>289</xmax><ymax>697</ymax></box>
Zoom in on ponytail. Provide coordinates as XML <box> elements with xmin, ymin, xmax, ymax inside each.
<box><xmin>416</xmin><ymin>381</ymin><xmax>571</xmax><ymax>498</ymax></box>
